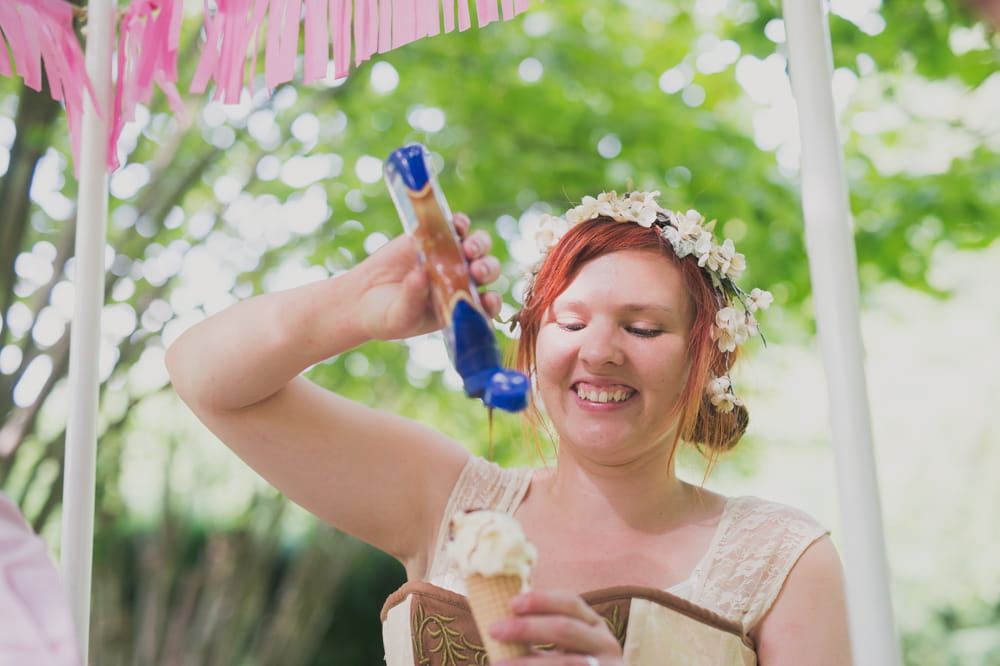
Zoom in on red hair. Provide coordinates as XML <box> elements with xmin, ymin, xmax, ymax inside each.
<box><xmin>514</xmin><ymin>218</ymin><xmax>748</xmax><ymax>454</ymax></box>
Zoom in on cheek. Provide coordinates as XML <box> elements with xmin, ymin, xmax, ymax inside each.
<box><xmin>534</xmin><ymin>330</ymin><xmax>573</xmax><ymax>388</ymax></box>
<box><xmin>649</xmin><ymin>344</ymin><xmax>691</xmax><ymax>394</ymax></box>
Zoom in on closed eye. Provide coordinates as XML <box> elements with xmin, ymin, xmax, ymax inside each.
<box><xmin>558</xmin><ymin>323</ymin><xmax>585</xmax><ymax>332</ymax></box>
<box><xmin>627</xmin><ymin>327</ymin><xmax>663</xmax><ymax>338</ymax></box>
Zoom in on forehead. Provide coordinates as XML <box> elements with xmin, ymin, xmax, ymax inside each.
<box><xmin>553</xmin><ymin>249</ymin><xmax>691</xmax><ymax>314</ymax></box>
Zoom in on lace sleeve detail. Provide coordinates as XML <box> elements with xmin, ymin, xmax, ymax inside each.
<box><xmin>692</xmin><ymin>496</ymin><xmax>829</xmax><ymax>632</ymax></box>
<box><xmin>425</xmin><ymin>456</ymin><xmax>533</xmax><ymax>589</ymax></box>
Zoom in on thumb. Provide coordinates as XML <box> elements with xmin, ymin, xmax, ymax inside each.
<box><xmin>400</xmin><ymin>262</ymin><xmax>430</xmax><ymax>300</ymax></box>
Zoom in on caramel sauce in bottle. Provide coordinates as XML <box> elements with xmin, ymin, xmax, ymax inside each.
<box><xmin>406</xmin><ymin>183</ymin><xmax>484</xmax><ymax>326</ymax></box>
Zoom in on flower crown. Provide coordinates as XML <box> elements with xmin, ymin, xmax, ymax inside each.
<box><xmin>530</xmin><ymin>190</ymin><xmax>773</xmax><ymax>413</ymax></box>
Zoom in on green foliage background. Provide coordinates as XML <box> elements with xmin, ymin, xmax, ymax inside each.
<box><xmin>1</xmin><ymin>0</ymin><xmax>998</xmax><ymax>663</ymax></box>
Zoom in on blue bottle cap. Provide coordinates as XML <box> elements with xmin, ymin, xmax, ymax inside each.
<box><xmin>483</xmin><ymin>369</ymin><xmax>530</xmax><ymax>412</ymax></box>
<box><xmin>386</xmin><ymin>144</ymin><xmax>431</xmax><ymax>190</ymax></box>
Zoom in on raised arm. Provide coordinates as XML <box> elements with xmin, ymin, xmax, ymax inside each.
<box><xmin>165</xmin><ymin>214</ymin><xmax>501</xmax><ymax>577</ymax></box>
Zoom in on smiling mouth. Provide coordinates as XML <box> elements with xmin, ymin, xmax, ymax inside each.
<box><xmin>573</xmin><ymin>383</ymin><xmax>636</xmax><ymax>404</ymax></box>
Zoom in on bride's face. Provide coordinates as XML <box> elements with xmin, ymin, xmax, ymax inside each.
<box><xmin>535</xmin><ymin>249</ymin><xmax>693</xmax><ymax>465</ymax></box>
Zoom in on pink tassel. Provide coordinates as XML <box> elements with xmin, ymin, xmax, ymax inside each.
<box><xmin>110</xmin><ymin>0</ymin><xmax>184</xmax><ymax>170</ymax></box>
<box><xmin>303</xmin><ymin>0</ymin><xmax>329</xmax><ymax>84</ymax></box>
<box><xmin>415</xmin><ymin>0</ymin><xmax>439</xmax><ymax>38</ymax></box>
<box><xmin>0</xmin><ymin>18</ymin><xmax>12</xmax><ymax>78</ymax></box>
<box><xmin>353</xmin><ymin>0</ymin><xmax>378</xmax><ymax>65</ymax></box>
<box><xmin>441</xmin><ymin>0</ymin><xmax>455</xmax><ymax>33</ymax></box>
<box><xmin>191</xmin><ymin>0</ymin><xmax>269</xmax><ymax>103</ymax></box>
<box><xmin>0</xmin><ymin>0</ymin><xmax>94</xmax><ymax>178</ymax></box>
<box><xmin>457</xmin><ymin>0</ymin><xmax>471</xmax><ymax>31</ymax></box>
<box><xmin>376</xmin><ymin>0</ymin><xmax>392</xmax><ymax>53</ymax></box>
<box><xmin>0</xmin><ymin>2</ymin><xmax>43</xmax><ymax>90</ymax></box>
<box><xmin>390</xmin><ymin>0</ymin><xmax>416</xmax><ymax>49</ymax></box>
<box><xmin>265</xmin><ymin>0</ymin><xmax>300</xmax><ymax>88</ymax></box>
<box><xmin>474</xmin><ymin>0</ymin><xmax>498</xmax><ymax>27</ymax></box>
<box><xmin>330</xmin><ymin>0</ymin><xmax>352</xmax><ymax>78</ymax></box>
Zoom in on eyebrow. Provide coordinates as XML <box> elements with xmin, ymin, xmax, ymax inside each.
<box><xmin>555</xmin><ymin>300</ymin><xmax>680</xmax><ymax>317</ymax></box>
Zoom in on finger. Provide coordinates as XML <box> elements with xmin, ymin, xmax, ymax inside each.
<box><xmin>479</xmin><ymin>291</ymin><xmax>503</xmax><ymax>320</ymax></box>
<box><xmin>489</xmin><ymin>615</ymin><xmax>615</xmax><ymax>658</ymax></box>
<box><xmin>494</xmin><ymin>656</ymin><xmax>604</xmax><ymax>666</ymax></box>
<box><xmin>462</xmin><ymin>229</ymin><xmax>493</xmax><ymax>260</ymax></box>
<box><xmin>469</xmin><ymin>255</ymin><xmax>501</xmax><ymax>285</ymax></box>
<box><xmin>453</xmin><ymin>211</ymin><xmax>471</xmax><ymax>236</ymax></box>
<box><xmin>512</xmin><ymin>591</ymin><xmax>604</xmax><ymax>628</ymax></box>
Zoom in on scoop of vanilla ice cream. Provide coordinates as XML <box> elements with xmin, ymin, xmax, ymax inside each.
<box><xmin>447</xmin><ymin>510</ymin><xmax>537</xmax><ymax>581</ymax></box>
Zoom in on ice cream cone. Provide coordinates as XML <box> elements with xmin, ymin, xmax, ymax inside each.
<box><xmin>465</xmin><ymin>573</ymin><xmax>530</xmax><ymax>661</ymax></box>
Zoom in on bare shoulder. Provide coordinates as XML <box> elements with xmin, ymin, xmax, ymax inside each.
<box><xmin>751</xmin><ymin>535</ymin><xmax>853</xmax><ymax>665</ymax></box>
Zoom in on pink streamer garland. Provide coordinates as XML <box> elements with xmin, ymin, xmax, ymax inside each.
<box><xmin>190</xmin><ymin>0</ymin><xmax>539</xmax><ymax>106</ymax></box>
<box><xmin>1</xmin><ymin>0</ymin><xmax>540</xmax><ymax>174</ymax></box>
<box><xmin>111</xmin><ymin>0</ymin><xmax>184</xmax><ymax>170</ymax></box>
<box><xmin>0</xmin><ymin>0</ymin><xmax>95</xmax><ymax>178</ymax></box>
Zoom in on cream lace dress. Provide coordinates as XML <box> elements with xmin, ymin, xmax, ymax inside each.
<box><xmin>382</xmin><ymin>456</ymin><xmax>828</xmax><ymax>665</ymax></box>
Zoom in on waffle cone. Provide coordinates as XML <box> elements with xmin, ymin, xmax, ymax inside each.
<box><xmin>465</xmin><ymin>573</ymin><xmax>530</xmax><ymax>661</ymax></box>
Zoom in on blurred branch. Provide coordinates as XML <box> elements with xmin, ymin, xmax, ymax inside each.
<box><xmin>0</xmin><ymin>328</ymin><xmax>70</xmax><ymax>464</ymax></box>
<box><xmin>0</xmin><ymin>85</ymin><xmax>62</xmax><ymax>337</ymax></box>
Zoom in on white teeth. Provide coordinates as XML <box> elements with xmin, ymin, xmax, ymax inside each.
<box><xmin>575</xmin><ymin>386</ymin><xmax>633</xmax><ymax>403</ymax></box>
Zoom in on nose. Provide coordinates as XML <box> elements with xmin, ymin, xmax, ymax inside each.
<box><xmin>578</xmin><ymin>322</ymin><xmax>625</xmax><ymax>368</ymax></box>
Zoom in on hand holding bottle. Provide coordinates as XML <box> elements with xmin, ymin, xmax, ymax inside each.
<box><xmin>354</xmin><ymin>211</ymin><xmax>502</xmax><ymax>343</ymax></box>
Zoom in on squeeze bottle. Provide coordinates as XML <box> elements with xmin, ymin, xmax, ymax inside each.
<box><xmin>384</xmin><ymin>144</ymin><xmax>529</xmax><ymax>412</ymax></box>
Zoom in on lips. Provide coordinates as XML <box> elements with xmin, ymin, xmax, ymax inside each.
<box><xmin>572</xmin><ymin>382</ymin><xmax>636</xmax><ymax>404</ymax></box>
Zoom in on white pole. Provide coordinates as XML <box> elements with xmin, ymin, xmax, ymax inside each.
<box><xmin>60</xmin><ymin>0</ymin><xmax>115</xmax><ymax>658</ymax></box>
<box><xmin>781</xmin><ymin>2</ymin><xmax>902</xmax><ymax>665</ymax></box>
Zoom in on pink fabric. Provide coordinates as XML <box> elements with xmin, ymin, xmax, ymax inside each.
<box><xmin>111</xmin><ymin>0</ymin><xmax>184</xmax><ymax>170</ymax></box>
<box><xmin>0</xmin><ymin>493</ymin><xmax>83</xmax><ymax>666</ymax></box>
<box><xmin>0</xmin><ymin>0</ymin><xmax>94</xmax><ymax>178</ymax></box>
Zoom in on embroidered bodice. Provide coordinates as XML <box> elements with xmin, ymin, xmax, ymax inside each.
<box><xmin>381</xmin><ymin>456</ymin><xmax>828</xmax><ymax>665</ymax></box>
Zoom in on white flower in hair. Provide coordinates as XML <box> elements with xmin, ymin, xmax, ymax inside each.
<box><xmin>566</xmin><ymin>194</ymin><xmax>608</xmax><ymax>224</ymax></box>
<box><xmin>535</xmin><ymin>214</ymin><xmax>570</xmax><ymax>255</ymax></box>
<box><xmin>707</xmin><ymin>375</ymin><xmax>744</xmax><ymax>413</ymax></box>
<box><xmin>701</xmin><ymin>238</ymin><xmax>746</xmax><ymax>280</ymax></box>
<box><xmin>747</xmin><ymin>288</ymin><xmax>774</xmax><ymax>312</ymax></box>
<box><xmin>713</xmin><ymin>307</ymin><xmax>751</xmax><ymax>353</ymax></box>
<box><xmin>625</xmin><ymin>191</ymin><xmax>661</xmax><ymax>227</ymax></box>
<box><xmin>673</xmin><ymin>209</ymin><xmax>707</xmax><ymax>237</ymax></box>
<box><xmin>664</xmin><ymin>209</ymin><xmax>713</xmax><ymax>260</ymax></box>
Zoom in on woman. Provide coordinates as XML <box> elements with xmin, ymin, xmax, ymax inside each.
<box><xmin>166</xmin><ymin>191</ymin><xmax>852</xmax><ymax>665</ymax></box>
